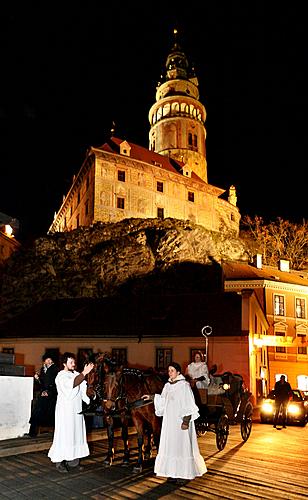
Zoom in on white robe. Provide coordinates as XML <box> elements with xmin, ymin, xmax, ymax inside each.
<box><xmin>187</xmin><ymin>361</ymin><xmax>210</xmax><ymax>389</ymax></box>
<box><xmin>154</xmin><ymin>374</ymin><xmax>207</xmax><ymax>480</ymax></box>
<box><xmin>48</xmin><ymin>370</ymin><xmax>90</xmax><ymax>463</ymax></box>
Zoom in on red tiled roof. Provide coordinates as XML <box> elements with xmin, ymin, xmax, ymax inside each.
<box><xmin>98</xmin><ymin>137</ymin><xmax>206</xmax><ymax>184</ymax></box>
<box><xmin>223</xmin><ymin>261</ymin><xmax>308</xmax><ymax>287</ymax></box>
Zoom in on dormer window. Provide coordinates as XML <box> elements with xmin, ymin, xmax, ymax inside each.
<box><xmin>120</xmin><ymin>141</ymin><xmax>131</xmax><ymax>157</ymax></box>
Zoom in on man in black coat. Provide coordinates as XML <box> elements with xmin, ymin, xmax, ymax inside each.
<box><xmin>28</xmin><ymin>353</ymin><xmax>59</xmax><ymax>437</ymax></box>
<box><xmin>273</xmin><ymin>375</ymin><xmax>292</xmax><ymax>429</ymax></box>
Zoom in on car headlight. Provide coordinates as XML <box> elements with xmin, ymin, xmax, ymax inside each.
<box><xmin>261</xmin><ymin>402</ymin><xmax>274</xmax><ymax>414</ymax></box>
<box><xmin>288</xmin><ymin>404</ymin><xmax>301</xmax><ymax>416</ymax></box>
<box><xmin>223</xmin><ymin>383</ymin><xmax>230</xmax><ymax>391</ymax></box>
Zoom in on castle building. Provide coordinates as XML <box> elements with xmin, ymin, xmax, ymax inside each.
<box><xmin>49</xmin><ymin>33</ymin><xmax>240</xmax><ymax>235</ymax></box>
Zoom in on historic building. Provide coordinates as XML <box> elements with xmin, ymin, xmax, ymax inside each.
<box><xmin>49</xmin><ymin>34</ymin><xmax>240</xmax><ymax>235</ymax></box>
<box><xmin>223</xmin><ymin>258</ymin><xmax>308</xmax><ymax>393</ymax></box>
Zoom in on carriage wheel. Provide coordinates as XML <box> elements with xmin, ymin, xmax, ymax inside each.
<box><xmin>240</xmin><ymin>401</ymin><xmax>253</xmax><ymax>442</ymax></box>
<box><xmin>215</xmin><ymin>414</ymin><xmax>229</xmax><ymax>450</ymax></box>
<box><xmin>195</xmin><ymin>418</ymin><xmax>208</xmax><ymax>437</ymax></box>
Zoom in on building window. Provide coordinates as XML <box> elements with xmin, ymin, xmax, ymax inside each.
<box><xmin>157</xmin><ymin>207</ymin><xmax>164</xmax><ymax>219</ymax></box>
<box><xmin>193</xmin><ymin>134</ymin><xmax>198</xmax><ymax>148</ymax></box>
<box><xmin>274</xmin><ymin>295</ymin><xmax>285</xmax><ymax>316</ymax></box>
<box><xmin>77</xmin><ymin>192</ymin><xmax>81</xmax><ymax>205</ymax></box>
<box><xmin>188</xmin><ymin>191</ymin><xmax>194</xmax><ymax>202</ymax></box>
<box><xmin>85</xmin><ymin>200</ymin><xmax>89</xmax><ymax>216</ymax></box>
<box><xmin>76</xmin><ymin>214</ymin><xmax>80</xmax><ymax>228</ymax></box>
<box><xmin>118</xmin><ymin>170</ymin><xmax>126</xmax><ymax>182</ymax></box>
<box><xmin>117</xmin><ymin>197</ymin><xmax>125</xmax><ymax>209</ymax></box>
<box><xmin>296</xmin><ymin>298</ymin><xmax>306</xmax><ymax>319</ymax></box>
<box><xmin>111</xmin><ymin>348</ymin><xmax>127</xmax><ymax>367</ymax></box>
<box><xmin>275</xmin><ymin>331</ymin><xmax>286</xmax><ymax>353</ymax></box>
<box><xmin>157</xmin><ymin>181</ymin><xmax>164</xmax><ymax>193</ymax></box>
<box><xmin>188</xmin><ymin>133</ymin><xmax>193</xmax><ymax>146</ymax></box>
<box><xmin>298</xmin><ymin>346</ymin><xmax>307</xmax><ymax>355</ymax></box>
<box><xmin>86</xmin><ymin>176</ymin><xmax>89</xmax><ymax>189</ymax></box>
<box><xmin>156</xmin><ymin>348</ymin><xmax>172</xmax><ymax>370</ymax></box>
<box><xmin>70</xmin><ymin>207</ymin><xmax>73</xmax><ymax>217</ymax></box>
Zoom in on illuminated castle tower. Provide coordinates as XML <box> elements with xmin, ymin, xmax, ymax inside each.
<box><xmin>149</xmin><ymin>29</ymin><xmax>207</xmax><ymax>183</ymax></box>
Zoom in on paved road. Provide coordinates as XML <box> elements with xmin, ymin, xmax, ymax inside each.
<box><xmin>0</xmin><ymin>422</ymin><xmax>307</xmax><ymax>499</ymax></box>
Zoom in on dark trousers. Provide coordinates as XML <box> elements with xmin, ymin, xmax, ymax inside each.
<box><xmin>29</xmin><ymin>396</ymin><xmax>56</xmax><ymax>436</ymax></box>
<box><xmin>273</xmin><ymin>399</ymin><xmax>288</xmax><ymax>427</ymax></box>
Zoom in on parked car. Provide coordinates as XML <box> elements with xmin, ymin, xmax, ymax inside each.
<box><xmin>260</xmin><ymin>389</ymin><xmax>308</xmax><ymax>426</ymax></box>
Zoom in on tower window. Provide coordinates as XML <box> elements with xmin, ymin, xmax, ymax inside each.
<box><xmin>118</xmin><ymin>170</ymin><xmax>125</xmax><ymax>182</ymax></box>
<box><xmin>157</xmin><ymin>181</ymin><xmax>164</xmax><ymax>193</ymax></box>
<box><xmin>157</xmin><ymin>207</ymin><xmax>164</xmax><ymax>219</ymax></box>
<box><xmin>194</xmin><ymin>134</ymin><xmax>198</xmax><ymax>147</ymax></box>
<box><xmin>117</xmin><ymin>197</ymin><xmax>125</xmax><ymax>209</ymax></box>
<box><xmin>188</xmin><ymin>133</ymin><xmax>193</xmax><ymax>146</ymax></box>
<box><xmin>188</xmin><ymin>191</ymin><xmax>194</xmax><ymax>202</ymax></box>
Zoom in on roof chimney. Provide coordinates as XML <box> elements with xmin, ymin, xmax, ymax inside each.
<box><xmin>279</xmin><ymin>259</ymin><xmax>290</xmax><ymax>272</ymax></box>
<box><xmin>253</xmin><ymin>254</ymin><xmax>262</xmax><ymax>269</ymax></box>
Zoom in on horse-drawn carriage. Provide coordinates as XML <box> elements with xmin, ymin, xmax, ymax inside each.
<box><xmin>84</xmin><ymin>351</ymin><xmax>253</xmax><ymax>470</ymax></box>
<box><xmin>193</xmin><ymin>369</ymin><xmax>253</xmax><ymax>450</ymax></box>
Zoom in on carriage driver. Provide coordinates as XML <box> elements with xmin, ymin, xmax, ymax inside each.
<box><xmin>185</xmin><ymin>351</ymin><xmax>210</xmax><ymax>389</ymax></box>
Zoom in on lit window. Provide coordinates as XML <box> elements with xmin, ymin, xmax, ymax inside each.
<box><xmin>296</xmin><ymin>298</ymin><xmax>305</xmax><ymax>319</ymax></box>
<box><xmin>274</xmin><ymin>295</ymin><xmax>285</xmax><ymax>316</ymax></box>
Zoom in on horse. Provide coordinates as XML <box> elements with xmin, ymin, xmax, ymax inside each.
<box><xmin>102</xmin><ymin>366</ymin><xmax>165</xmax><ymax>471</ymax></box>
<box><xmin>87</xmin><ymin>353</ymin><xmax>164</xmax><ymax>470</ymax></box>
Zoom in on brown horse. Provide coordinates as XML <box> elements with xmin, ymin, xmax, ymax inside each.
<box><xmin>87</xmin><ymin>354</ymin><xmax>165</xmax><ymax>471</ymax></box>
<box><xmin>103</xmin><ymin>366</ymin><xmax>165</xmax><ymax>471</ymax></box>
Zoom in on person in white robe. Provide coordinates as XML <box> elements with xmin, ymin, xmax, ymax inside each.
<box><xmin>142</xmin><ymin>362</ymin><xmax>207</xmax><ymax>484</ymax></box>
<box><xmin>186</xmin><ymin>351</ymin><xmax>210</xmax><ymax>390</ymax></box>
<box><xmin>48</xmin><ymin>352</ymin><xmax>94</xmax><ymax>473</ymax></box>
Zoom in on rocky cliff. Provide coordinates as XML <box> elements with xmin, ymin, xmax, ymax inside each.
<box><xmin>0</xmin><ymin>218</ymin><xmax>249</xmax><ymax>323</ymax></box>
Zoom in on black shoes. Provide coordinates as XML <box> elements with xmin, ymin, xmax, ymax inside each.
<box><xmin>56</xmin><ymin>462</ymin><xmax>69</xmax><ymax>473</ymax></box>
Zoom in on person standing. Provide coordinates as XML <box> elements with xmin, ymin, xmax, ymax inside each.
<box><xmin>142</xmin><ymin>362</ymin><xmax>207</xmax><ymax>485</ymax></box>
<box><xmin>48</xmin><ymin>352</ymin><xmax>94</xmax><ymax>473</ymax></box>
<box><xmin>273</xmin><ymin>375</ymin><xmax>292</xmax><ymax>429</ymax></box>
<box><xmin>28</xmin><ymin>353</ymin><xmax>59</xmax><ymax>437</ymax></box>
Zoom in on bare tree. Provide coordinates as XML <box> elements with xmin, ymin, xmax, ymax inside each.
<box><xmin>240</xmin><ymin>216</ymin><xmax>308</xmax><ymax>270</ymax></box>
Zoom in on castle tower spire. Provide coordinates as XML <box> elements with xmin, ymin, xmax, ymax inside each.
<box><xmin>148</xmin><ymin>29</ymin><xmax>208</xmax><ymax>182</ymax></box>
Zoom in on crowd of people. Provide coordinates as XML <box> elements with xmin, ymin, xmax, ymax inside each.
<box><xmin>25</xmin><ymin>349</ymin><xmax>292</xmax><ymax>482</ymax></box>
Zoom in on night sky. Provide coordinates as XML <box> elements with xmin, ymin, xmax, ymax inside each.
<box><xmin>1</xmin><ymin>4</ymin><xmax>307</xmax><ymax>241</ymax></box>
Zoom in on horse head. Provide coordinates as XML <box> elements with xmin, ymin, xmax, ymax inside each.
<box><xmin>102</xmin><ymin>368</ymin><xmax>126</xmax><ymax>413</ymax></box>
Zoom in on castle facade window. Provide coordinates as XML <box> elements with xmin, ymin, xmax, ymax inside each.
<box><xmin>157</xmin><ymin>207</ymin><xmax>164</xmax><ymax>219</ymax></box>
<box><xmin>157</xmin><ymin>181</ymin><xmax>164</xmax><ymax>193</ymax></box>
<box><xmin>188</xmin><ymin>191</ymin><xmax>195</xmax><ymax>202</ymax></box>
<box><xmin>118</xmin><ymin>170</ymin><xmax>126</xmax><ymax>182</ymax></box>
<box><xmin>117</xmin><ymin>197</ymin><xmax>125</xmax><ymax>209</ymax></box>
